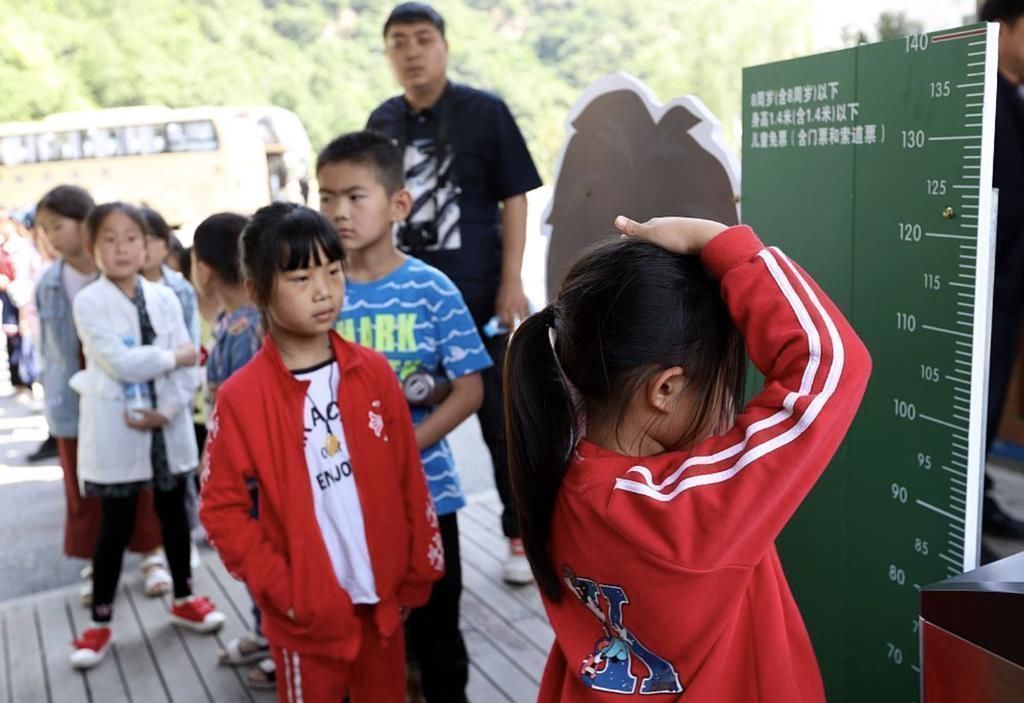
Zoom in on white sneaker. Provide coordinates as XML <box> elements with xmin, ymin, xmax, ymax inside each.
<box><xmin>502</xmin><ymin>538</ymin><xmax>534</xmax><ymax>585</ymax></box>
<box><xmin>79</xmin><ymin>581</ymin><xmax>93</xmax><ymax>608</ymax></box>
<box><xmin>190</xmin><ymin>543</ymin><xmax>202</xmax><ymax>570</ymax></box>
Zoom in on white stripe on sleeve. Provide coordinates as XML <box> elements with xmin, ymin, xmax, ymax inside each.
<box><xmin>614</xmin><ymin>247</ymin><xmax>844</xmax><ymax>502</ymax></box>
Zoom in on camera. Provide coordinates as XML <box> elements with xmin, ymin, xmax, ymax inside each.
<box><xmin>396</xmin><ymin>220</ymin><xmax>440</xmax><ymax>253</ymax></box>
<box><xmin>403</xmin><ymin>367</ymin><xmax>452</xmax><ymax>406</ymax></box>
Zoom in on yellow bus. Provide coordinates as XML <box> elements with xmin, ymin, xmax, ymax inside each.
<box><xmin>0</xmin><ymin>105</ymin><xmax>313</xmax><ymax>238</ymax></box>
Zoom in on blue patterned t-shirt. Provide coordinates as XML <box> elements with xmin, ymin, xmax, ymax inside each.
<box><xmin>337</xmin><ymin>257</ymin><xmax>492</xmax><ymax>515</ymax></box>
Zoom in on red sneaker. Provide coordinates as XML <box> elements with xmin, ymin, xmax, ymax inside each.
<box><xmin>70</xmin><ymin>626</ymin><xmax>111</xmax><ymax>669</ymax></box>
<box><xmin>170</xmin><ymin>596</ymin><xmax>226</xmax><ymax>633</ymax></box>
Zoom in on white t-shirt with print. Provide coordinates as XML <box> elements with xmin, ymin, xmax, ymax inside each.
<box><xmin>61</xmin><ymin>262</ymin><xmax>97</xmax><ymax>302</ymax></box>
<box><xmin>294</xmin><ymin>360</ymin><xmax>378</xmax><ymax>604</ymax></box>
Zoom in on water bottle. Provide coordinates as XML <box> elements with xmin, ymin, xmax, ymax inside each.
<box><xmin>122</xmin><ymin>336</ymin><xmax>151</xmax><ymax>420</ymax></box>
<box><xmin>482</xmin><ymin>315</ymin><xmax>509</xmax><ymax>338</ymax></box>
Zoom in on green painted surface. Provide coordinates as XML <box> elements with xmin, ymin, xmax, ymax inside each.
<box><xmin>742</xmin><ymin>24</ymin><xmax>994</xmax><ymax>703</ymax></box>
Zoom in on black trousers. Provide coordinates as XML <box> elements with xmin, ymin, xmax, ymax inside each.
<box><xmin>986</xmin><ymin>305</ymin><xmax>1022</xmax><ymax>446</ymax></box>
<box><xmin>406</xmin><ymin>512</ymin><xmax>469</xmax><ymax>703</ymax></box>
<box><xmin>1</xmin><ymin>291</ymin><xmax>25</xmax><ymax>388</ymax></box>
<box><xmin>91</xmin><ymin>478</ymin><xmax>192</xmax><ymax>622</ymax></box>
<box><xmin>478</xmin><ymin>333</ymin><xmax>518</xmax><ymax>539</ymax></box>
<box><xmin>986</xmin><ymin>215</ymin><xmax>1024</xmax><ymax>478</ymax></box>
<box><xmin>985</xmin><ymin>209</ymin><xmax>1024</xmax><ymax>496</ymax></box>
<box><xmin>986</xmin><ymin>303</ymin><xmax>1024</xmax><ymax>493</ymax></box>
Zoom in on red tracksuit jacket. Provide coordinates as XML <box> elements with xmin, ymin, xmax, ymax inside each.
<box><xmin>199</xmin><ymin>331</ymin><xmax>443</xmax><ymax>660</ymax></box>
<box><xmin>538</xmin><ymin>226</ymin><xmax>871</xmax><ymax>701</ymax></box>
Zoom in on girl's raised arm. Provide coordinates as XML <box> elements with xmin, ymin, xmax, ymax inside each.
<box><xmin>607</xmin><ymin>225</ymin><xmax>871</xmax><ymax>569</ymax></box>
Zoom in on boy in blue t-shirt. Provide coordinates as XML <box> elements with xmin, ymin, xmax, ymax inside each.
<box><xmin>320</xmin><ymin>131</ymin><xmax>489</xmax><ymax>703</ymax></box>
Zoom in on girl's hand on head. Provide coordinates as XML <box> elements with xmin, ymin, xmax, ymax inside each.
<box><xmin>614</xmin><ymin>215</ymin><xmax>727</xmax><ymax>255</ymax></box>
<box><xmin>174</xmin><ymin>342</ymin><xmax>198</xmax><ymax>368</ymax></box>
<box><xmin>124</xmin><ymin>409</ymin><xmax>170</xmax><ymax>429</ymax></box>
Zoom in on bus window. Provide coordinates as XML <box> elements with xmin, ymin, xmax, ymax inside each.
<box><xmin>167</xmin><ymin>121</ymin><xmax>218</xmax><ymax>152</ymax></box>
<box><xmin>256</xmin><ymin>115</ymin><xmax>278</xmax><ymax>145</ymax></box>
<box><xmin>124</xmin><ymin>124</ymin><xmax>166</xmax><ymax>155</ymax></box>
<box><xmin>267</xmin><ymin>152</ymin><xmax>288</xmax><ymax>201</ymax></box>
<box><xmin>37</xmin><ymin>131</ymin><xmax>83</xmax><ymax>162</ymax></box>
<box><xmin>0</xmin><ymin>135</ymin><xmax>35</xmax><ymax>166</ymax></box>
<box><xmin>82</xmin><ymin>127</ymin><xmax>123</xmax><ymax>159</ymax></box>
<box><xmin>255</xmin><ymin>112</ymin><xmax>310</xmax><ymax>204</ymax></box>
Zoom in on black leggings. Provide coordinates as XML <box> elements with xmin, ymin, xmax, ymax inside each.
<box><xmin>406</xmin><ymin>512</ymin><xmax>468</xmax><ymax>703</ymax></box>
<box><xmin>91</xmin><ymin>479</ymin><xmax>192</xmax><ymax>623</ymax></box>
<box><xmin>478</xmin><ymin>333</ymin><xmax>518</xmax><ymax>539</ymax></box>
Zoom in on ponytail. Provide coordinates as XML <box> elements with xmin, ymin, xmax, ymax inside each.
<box><xmin>504</xmin><ymin>306</ymin><xmax>576</xmax><ymax>601</ymax></box>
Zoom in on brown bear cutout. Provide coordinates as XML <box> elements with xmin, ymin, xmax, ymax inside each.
<box><xmin>545</xmin><ymin>77</ymin><xmax>739</xmax><ymax>299</ymax></box>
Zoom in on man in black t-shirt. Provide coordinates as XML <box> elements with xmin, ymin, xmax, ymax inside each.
<box><xmin>369</xmin><ymin>1</ymin><xmax>540</xmax><ymax>565</ymax></box>
<box><xmin>980</xmin><ymin>0</ymin><xmax>1024</xmax><ymax>557</ymax></box>
<box><xmin>368</xmin><ymin>3</ymin><xmax>542</xmax><ymax>701</ymax></box>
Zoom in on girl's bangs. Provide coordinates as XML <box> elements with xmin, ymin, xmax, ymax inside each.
<box><xmin>274</xmin><ymin>217</ymin><xmax>346</xmax><ymax>272</ymax></box>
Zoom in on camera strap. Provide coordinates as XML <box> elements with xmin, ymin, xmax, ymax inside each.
<box><xmin>397</xmin><ymin>86</ymin><xmax>451</xmax><ymax>227</ymax></box>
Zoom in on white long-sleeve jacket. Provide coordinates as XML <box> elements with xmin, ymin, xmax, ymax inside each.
<box><xmin>71</xmin><ymin>275</ymin><xmax>200</xmax><ymax>488</ymax></box>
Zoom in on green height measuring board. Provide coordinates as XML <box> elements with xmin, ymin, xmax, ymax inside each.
<box><xmin>742</xmin><ymin>23</ymin><xmax>997</xmax><ymax>703</ymax></box>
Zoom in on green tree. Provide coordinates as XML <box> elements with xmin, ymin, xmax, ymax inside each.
<box><xmin>0</xmin><ymin>0</ymin><xmax>814</xmax><ymax>179</ymax></box>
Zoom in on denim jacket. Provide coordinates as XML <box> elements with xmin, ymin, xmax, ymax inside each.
<box><xmin>35</xmin><ymin>261</ymin><xmax>91</xmax><ymax>437</ymax></box>
<box><xmin>160</xmin><ymin>264</ymin><xmax>200</xmax><ymax>346</ymax></box>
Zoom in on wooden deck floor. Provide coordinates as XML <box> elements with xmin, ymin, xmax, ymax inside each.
<box><xmin>0</xmin><ymin>491</ymin><xmax>550</xmax><ymax>703</ymax></box>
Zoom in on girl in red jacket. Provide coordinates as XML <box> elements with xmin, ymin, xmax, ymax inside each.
<box><xmin>505</xmin><ymin>216</ymin><xmax>871</xmax><ymax>702</ymax></box>
<box><xmin>199</xmin><ymin>203</ymin><xmax>443</xmax><ymax>703</ymax></box>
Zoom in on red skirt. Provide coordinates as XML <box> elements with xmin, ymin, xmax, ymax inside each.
<box><xmin>57</xmin><ymin>437</ymin><xmax>164</xmax><ymax>558</ymax></box>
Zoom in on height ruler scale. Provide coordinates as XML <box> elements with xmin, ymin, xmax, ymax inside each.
<box><xmin>742</xmin><ymin>23</ymin><xmax>997</xmax><ymax>703</ymax></box>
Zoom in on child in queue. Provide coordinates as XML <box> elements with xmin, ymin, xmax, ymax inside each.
<box><xmin>200</xmin><ymin>203</ymin><xmax>444</xmax><ymax>702</ymax></box>
<box><xmin>69</xmin><ymin>202</ymin><xmax>224</xmax><ymax>670</ymax></box>
<box><xmin>504</xmin><ymin>215</ymin><xmax>871</xmax><ymax>701</ymax></box>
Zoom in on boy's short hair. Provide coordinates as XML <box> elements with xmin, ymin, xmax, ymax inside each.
<box><xmin>140</xmin><ymin>207</ymin><xmax>172</xmax><ymax>243</ymax></box>
<box><xmin>316</xmin><ymin>131</ymin><xmax>405</xmax><ymax>195</ymax></box>
<box><xmin>192</xmin><ymin>213</ymin><xmax>249</xmax><ymax>286</ymax></box>
<box><xmin>981</xmin><ymin>0</ymin><xmax>1024</xmax><ymax>22</ymax></box>
<box><xmin>383</xmin><ymin>2</ymin><xmax>445</xmax><ymax>38</ymax></box>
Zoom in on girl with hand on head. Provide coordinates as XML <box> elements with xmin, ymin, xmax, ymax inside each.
<box><xmin>506</xmin><ymin>216</ymin><xmax>871</xmax><ymax>702</ymax></box>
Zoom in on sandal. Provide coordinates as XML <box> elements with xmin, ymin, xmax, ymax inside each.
<box><xmin>140</xmin><ymin>554</ymin><xmax>172</xmax><ymax>597</ymax></box>
<box><xmin>79</xmin><ymin>562</ymin><xmax>93</xmax><ymax>607</ymax></box>
<box><xmin>247</xmin><ymin>657</ymin><xmax>276</xmax><ymax>690</ymax></box>
<box><xmin>218</xmin><ymin>633</ymin><xmax>269</xmax><ymax>666</ymax></box>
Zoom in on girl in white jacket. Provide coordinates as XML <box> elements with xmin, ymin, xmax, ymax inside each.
<box><xmin>69</xmin><ymin>202</ymin><xmax>225</xmax><ymax>670</ymax></box>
